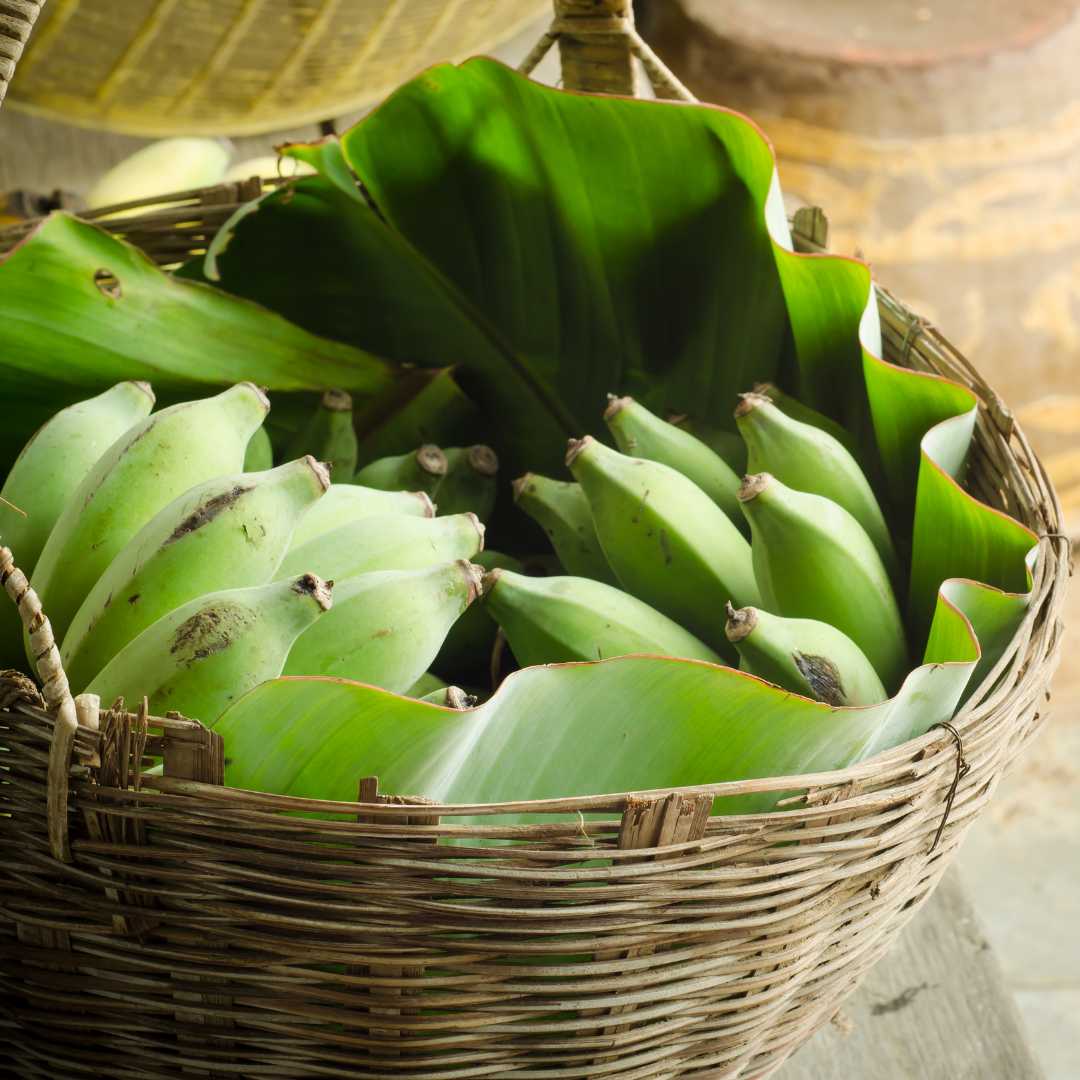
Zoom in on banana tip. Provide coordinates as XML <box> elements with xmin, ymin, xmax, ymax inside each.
<box><xmin>467</xmin><ymin>444</ymin><xmax>499</xmax><ymax>477</ymax></box>
<box><xmin>237</xmin><ymin>381</ymin><xmax>271</xmax><ymax>413</ymax></box>
<box><xmin>465</xmin><ymin>512</ymin><xmax>485</xmax><ymax>552</ymax></box>
<box><xmin>725</xmin><ymin>603</ymin><xmax>759</xmax><ymax>642</ymax></box>
<box><xmin>413</xmin><ymin>491</ymin><xmax>436</xmax><ymax>517</ymax></box>
<box><xmin>461</xmin><ymin>561</ymin><xmax>485</xmax><ymax>604</ymax></box>
<box><xmin>416</xmin><ymin>444</ymin><xmax>447</xmax><ymax>477</ymax></box>
<box><xmin>603</xmin><ymin>394</ymin><xmax>634</xmax><ymax>422</ymax></box>
<box><xmin>306</xmin><ymin>457</ymin><xmax>331</xmax><ymax>492</ymax></box>
<box><xmin>511</xmin><ymin>473</ymin><xmax>533</xmax><ymax>503</ymax></box>
<box><xmin>737</xmin><ymin>472</ymin><xmax>772</xmax><ymax>503</ymax></box>
<box><xmin>293</xmin><ymin>573</ymin><xmax>333</xmax><ymax>611</ymax></box>
<box><xmin>132</xmin><ymin>380</ymin><xmax>156</xmax><ymax>403</ymax></box>
<box><xmin>479</xmin><ymin>566</ymin><xmax>502</xmax><ymax>601</ymax></box>
<box><xmin>445</xmin><ymin>686</ymin><xmax>478</xmax><ymax>710</ymax></box>
<box><xmin>734</xmin><ymin>391</ymin><xmax>773</xmax><ymax>419</ymax></box>
<box><xmin>321</xmin><ymin>388</ymin><xmax>353</xmax><ymax>412</ymax></box>
<box><xmin>565</xmin><ymin>435</ymin><xmax>594</xmax><ymax>468</ymax></box>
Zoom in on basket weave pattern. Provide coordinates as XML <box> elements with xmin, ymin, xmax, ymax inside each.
<box><xmin>0</xmin><ymin>288</ymin><xmax>1067</xmax><ymax>1079</ymax></box>
<box><xmin>6</xmin><ymin>0</ymin><xmax>548</xmax><ymax>136</ymax></box>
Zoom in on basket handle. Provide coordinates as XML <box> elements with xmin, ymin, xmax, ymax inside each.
<box><xmin>0</xmin><ymin>1</ymin><xmax>45</xmax><ymax>108</ymax></box>
<box><xmin>1</xmin><ymin>544</ymin><xmax>78</xmax><ymax>862</ymax></box>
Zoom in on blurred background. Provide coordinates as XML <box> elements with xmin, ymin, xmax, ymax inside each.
<box><xmin>1</xmin><ymin>1</ymin><xmax>1077</xmax><ymax>1074</ymax></box>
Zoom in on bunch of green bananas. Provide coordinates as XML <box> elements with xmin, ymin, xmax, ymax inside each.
<box><xmin>496</xmin><ymin>387</ymin><xmax>909</xmax><ymax>707</ymax></box>
<box><xmin>0</xmin><ymin>382</ymin><xmax>492</xmax><ymax>722</ymax></box>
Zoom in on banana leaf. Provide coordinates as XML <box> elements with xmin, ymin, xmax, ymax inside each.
<box><xmin>0</xmin><ymin>213</ymin><xmax>398</xmax><ymax>471</ymax></box>
<box><xmin>205</xmin><ymin>63</ymin><xmax>1041</xmax><ymax>809</ymax></box>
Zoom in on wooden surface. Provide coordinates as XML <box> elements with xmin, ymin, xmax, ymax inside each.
<box><xmin>779</xmin><ymin>865</ymin><xmax>1043</xmax><ymax>1079</ymax></box>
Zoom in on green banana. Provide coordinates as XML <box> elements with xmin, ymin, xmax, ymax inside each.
<box><xmin>666</xmin><ymin>410</ymin><xmax>748</xmax><ymax>475</ymax></box>
<box><xmin>754</xmin><ymin>382</ymin><xmax>860</xmax><ymax>460</ymax></box>
<box><xmin>283</xmin><ymin>560</ymin><xmax>483</xmax><ymax>694</ymax></box>
<box><xmin>605</xmin><ymin>395</ymin><xmax>747</xmax><ymax>536</ymax></box>
<box><xmin>511</xmin><ymin>472</ymin><xmax>621</xmax><ymax>587</ymax></box>
<box><xmin>287</xmin><ymin>388</ymin><xmax>358</xmax><ymax>483</ymax></box>
<box><xmin>430</xmin><ymin>549</ymin><xmax>522</xmax><ymax>684</ymax></box>
<box><xmin>244</xmin><ymin>425</ymin><xmax>274</xmax><ymax>472</ymax></box>
<box><xmin>0</xmin><ymin>381</ymin><xmax>154</xmax><ymax>668</ymax></box>
<box><xmin>736</xmin><ymin>391</ymin><xmax>901</xmax><ymax>591</ymax></box>
<box><xmin>725</xmin><ymin>602</ymin><xmax>887</xmax><ymax>706</ymax></box>
<box><xmin>29</xmin><ymin>383</ymin><xmax>270</xmax><ymax>650</ymax></box>
<box><xmin>418</xmin><ymin>685</ymin><xmax>477</xmax><ymax>709</ymax></box>
<box><xmin>566</xmin><ymin>436</ymin><xmax>759</xmax><ymax>659</ymax></box>
<box><xmin>436</xmin><ymin>445</ymin><xmax>499</xmax><ymax>521</ymax></box>
<box><xmin>737</xmin><ymin>472</ymin><xmax>909</xmax><ymax>694</ymax></box>
<box><xmin>481</xmin><ymin>568</ymin><xmax>722</xmax><ymax>668</ymax></box>
<box><xmin>87</xmin><ymin>573</ymin><xmax>332</xmax><ymax>723</ymax></box>
<box><xmin>290</xmin><ymin>483</ymin><xmax>434</xmax><ymax>549</ymax></box>
<box><xmin>274</xmin><ymin>511</ymin><xmax>484</xmax><ymax>583</ymax></box>
<box><xmin>61</xmin><ymin>457</ymin><xmax>330</xmax><ymax>694</ymax></box>
<box><xmin>353</xmin><ymin>444</ymin><xmax>447</xmax><ymax>498</ymax></box>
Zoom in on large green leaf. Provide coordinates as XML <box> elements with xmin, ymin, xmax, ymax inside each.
<box><xmin>215</xmin><ymin>631</ymin><xmax>976</xmax><ymax>817</ymax></box>
<box><xmin>202</xmin><ymin>61</ymin><xmax>791</xmax><ymax>473</ymax></box>
<box><xmin>0</xmin><ymin>213</ymin><xmax>397</xmax><ymax>471</ymax></box>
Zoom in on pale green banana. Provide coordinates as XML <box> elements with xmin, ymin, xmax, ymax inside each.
<box><xmin>736</xmin><ymin>391</ymin><xmax>901</xmax><ymax>591</ymax></box>
<box><xmin>283</xmin><ymin>560</ymin><xmax>483</xmax><ymax>693</ymax></box>
<box><xmin>87</xmin><ymin>573</ymin><xmax>332</xmax><ymax>723</ymax></box>
<box><xmin>666</xmin><ymin>410</ymin><xmax>748</xmax><ymax>475</ymax></box>
<box><xmin>431</xmin><ymin>549</ymin><xmax>520</xmax><ymax>684</ymax></box>
<box><xmin>62</xmin><ymin>457</ymin><xmax>330</xmax><ymax>694</ymax></box>
<box><xmin>737</xmin><ymin>472</ymin><xmax>909</xmax><ymax>694</ymax></box>
<box><xmin>511</xmin><ymin>472</ymin><xmax>621</xmax><ymax>587</ymax></box>
<box><xmin>436</xmin><ymin>445</ymin><xmax>499</xmax><ymax>522</ymax></box>
<box><xmin>290</xmin><ymin>483</ymin><xmax>434</xmax><ymax>549</ymax></box>
<box><xmin>754</xmin><ymin>381</ymin><xmax>860</xmax><ymax>459</ymax></box>
<box><xmin>244</xmin><ymin>426</ymin><xmax>274</xmax><ymax>472</ymax></box>
<box><xmin>0</xmin><ymin>381</ymin><xmax>154</xmax><ymax>668</ymax></box>
<box><xmin>418</xmin><ymin>685</ymin><xmax>477</xmax><ymax>709</ymax></box>
<box><xmin>725</xmin><ymin>602</ymin><xmax>887</xmax><ymax>706</ymax></box>
<box><xmin>29</xmin><ymin>383</ymin><xmax>269</xmax><ymax>650</ymax></box>
<box><xmin>605</xmin><ymin>395</ymin><xmax>747</xmax><ymax>536</ymax></box>
<box><xmin>275</xmin><ymin>511</ymin><xmax>484</xmax><ymax>583</ymax></box>
<box><xmin>567</xmin><ymin>436</ymin><xmax>759</xmax><ymax>659</ymax></box>
<box><xmin>482</xmin><ymin>568</ymin><xmax>722</xmax><ymax>668</ymax></box>
<box><xmin>287</xmin><ymin>389</ymin><xmax>358</xmax><ymax>483</ymax></box>
<box><xmin>353</xmin><ymin>444</ymin><xmax>446</xmax><ymax>498</ymax></box>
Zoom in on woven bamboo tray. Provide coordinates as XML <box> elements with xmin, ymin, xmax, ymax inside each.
<box><xmin>2</xmin><ymin>0</ymin><xmax>548</xmax><ymax>136</ymax></box>
<box><xmin>0</xmin><ymin>288</ymin><xmax>1067</xmax><ymax>1078</ymax></box>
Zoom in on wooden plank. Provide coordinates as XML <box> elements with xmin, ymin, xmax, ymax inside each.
<box><xmin>778</xmin><ymin>866</ymin><xmax>1043</xmax><ymax>1079</ymax></box>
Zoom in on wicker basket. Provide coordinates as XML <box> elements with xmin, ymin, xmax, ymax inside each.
<box><xmin>2</xmin><ymin>0</ymin><xmax>547</xmax><ymax>136</ymax></box>
<box><xmin>0</xmin><ymin>286</ymin><xmax>1067</xmax><ymax>1078</ymax></box>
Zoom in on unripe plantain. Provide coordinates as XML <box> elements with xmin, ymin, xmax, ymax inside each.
<box><xmin>436</xmin><ymin>445</ymin><xmax>499</xmax><ymax>522</ymax></box>
<box><xmin>736</xmin><ymin>392</ymin><xmax>901</xmax><ymax>592</ymax></box>
<box><xmin>244</xmin><ymin>425</ymin><xmax>274</xmax><ymax>472</ymax></box>
<box><xmin>482</xmin><ymin>568</ymin><xmax>721</xmax><ymax>668</ymax></box>
<box><xmin>566</xmin><ymin>436</ymin><xmax>759</xmax><ymax>659</ymax></box>
<box><xmin>737</xmin><ymin>472</ymin><xmax>909</xmax><ymax>694</ymax></box>
<box><xmin>725</xmin><ymin>602</ymin><xmax>887</xmax><ymax>706</ymax></box>
<box><xmin>353</xmin><ymin>444</ymin><xmax>447</xmax><ymax>498</ymax></box>
<box><xmin>29</xmin><ymin>383</ymin><xmax>269</xmax><ymax>650</ymax></box>
<box><xmin>0</xmin><ymin>381</ymin><xmax>154</xmax><ymax>667</ymax></box>
<box><xmin>287</xmin><ymin>389</ymin><xmax>358</xmax><ymax>483</ymax></box>
<box><xmin>512</xmin><ymin>473</ymin><xmax>620</xmax><ymax>587</ymax></box>
<box><xmin>290</xmin><ymin>483</ymin><xmax>434</xmax><ymax>549</ymax></box>
<box><xmin>274</xmin><ymin>511</ymin><xmax>484</xmax><ymax>583</ymax></box>
<box><xmin>62</xmin><ymin>457</ymin><xmax>330</xmax><ymax>693</ymax></box>
<box><xmin>86</xmin><ymin>573</ymin><xmax>332</xmax><ymax>723</ymax></box>
<box><xmin>606</xmin><ymin>395</ymin><xmax>747</xmax><ymax>536</ymax></box>
<box><xmin>752</xmin><ymin>382</ymin><xmax>860</xmax><ymax>459</ymax></box>
<box><xmin>283</xmin><ymin>560</ymin><xmax>483</xmax><ymax>693</ymax></box>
